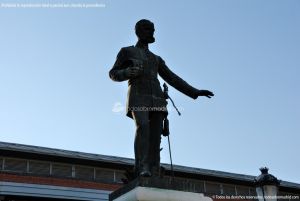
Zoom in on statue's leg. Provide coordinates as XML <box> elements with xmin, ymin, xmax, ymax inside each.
<box><xmin>149</xmin><ymin>111</ymin><xmax>164</xmax><ymax>177</ymax></box>
<box><xmin>132</xmin><ymin>111</ymin><xmax>151</xmax><ymax>176</ymax></box>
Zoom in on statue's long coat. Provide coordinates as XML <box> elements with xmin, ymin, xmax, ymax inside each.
<box><xmin>109</xmin><ymin>45</ymin><xmax>199</xmax><ymax>118</ymax></box>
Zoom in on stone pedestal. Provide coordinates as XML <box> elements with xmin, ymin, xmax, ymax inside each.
<box><xmin>109</xmin><ymin>177</ymin><xmax>213</xmax><ymax>201</ymax></box>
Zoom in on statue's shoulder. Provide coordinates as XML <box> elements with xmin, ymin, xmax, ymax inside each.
<box><xmin>150</xmin><ymin>51</ymin><xmax>160</xmax><ymax>58</ymax></box>
<box><xmin>117</xmin><ymin>46</ymin><xmax>136</xmax><ymax>57</ymax></box>
<box><xmin>120</xmin><ymin>45</ymin><xmax>135</xmax><ymax>53</ymax></box>
<box><xmin>149</xmin><ymin>51</ymin><xmax>163</xmax><ymax>63</ymax></box>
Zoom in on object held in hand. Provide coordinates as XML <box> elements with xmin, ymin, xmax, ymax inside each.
<box><xmin>162</xmin><ymin>117</ymin><xmax>170</xmax><ymax>137</ymax></box>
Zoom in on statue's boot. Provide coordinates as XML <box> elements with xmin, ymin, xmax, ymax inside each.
<box><xmin>140</xmin><ymin>164</ymin><xmax>151</xmax><ymax>177</ymax></box>
<box><xmin>140</xmin><ymin>170</ymin><xmax>151</xmax><ymax>177</ymax></box>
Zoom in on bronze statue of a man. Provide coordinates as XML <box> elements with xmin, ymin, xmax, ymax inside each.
<box><xmin>109</xmin><ymin>19</ymin><xmax>214</xmax><ymax>178</ymax></box>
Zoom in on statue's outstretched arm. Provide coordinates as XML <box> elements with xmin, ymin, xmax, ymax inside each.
<box><xmin>158</xmin><ymin>57</ymin><xmax>214</xmax><ymax>99</ymax></box>
<box><xmin>158</xmin><ymin>57</ymin><xmax>199</xmax><ymax>99</ymax></box>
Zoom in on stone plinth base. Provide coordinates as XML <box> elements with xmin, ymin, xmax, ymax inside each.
<box><xmin>111</xmin><ymin>186</ymin><xmax>212</xmax><ymax>201</ymax></box>
<box><xmin>109</xmin><ymin>177</ymin><xmax>213</xmax><ymax>201</ymax></box>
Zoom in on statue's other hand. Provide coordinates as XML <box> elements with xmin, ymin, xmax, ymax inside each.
<box><xmin>197</xmin><ymin>90</ymin><xmax>214</xmax><ymax>98</ymax></box>
<box><xmin>124</xmin><ymin>67</ymin><xmax>142</xmax><ymax>78</ymax></box>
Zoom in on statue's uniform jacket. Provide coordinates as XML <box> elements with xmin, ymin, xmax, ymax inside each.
<box><xmin>109</xmin><ymin>45</ymin><xmax>199</xmax><ymax>118</ymax></box>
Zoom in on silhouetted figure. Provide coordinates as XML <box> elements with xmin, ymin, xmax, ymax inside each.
<box><xmin>109</xmin><ymin>19</ymin><xmax>214</xmax><ymax>178</ymax></box>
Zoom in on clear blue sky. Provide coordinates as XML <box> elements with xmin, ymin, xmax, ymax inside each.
<box><xmin>0</xmin><ymin>0</ymin><xmax>299</xmax><ymax>183</ymax></box>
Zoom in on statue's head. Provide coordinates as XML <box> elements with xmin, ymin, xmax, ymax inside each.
<box><xmin>135</xmin><ymin>19</ymin><xmax>155</xmax><ymax>44</ymax></box>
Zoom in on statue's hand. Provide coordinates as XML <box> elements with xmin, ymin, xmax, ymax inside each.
<box><xmin>124</xmin><ymin>67</ymin><xmax>142</xmax><ymax>78</ymax></box>
<box><xmin>197</xmin><ymin>90</ymin><xmax>214</xmax><ymax>98</ymax></box>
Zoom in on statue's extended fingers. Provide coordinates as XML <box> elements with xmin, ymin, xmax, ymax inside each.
<box><xmin>208</xmin><ymin>91</ymin><xmax>214</xmax><ymax>96</ymax></box>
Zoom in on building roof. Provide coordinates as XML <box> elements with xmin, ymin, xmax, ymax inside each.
<box><xmin>0</xmin><ymin>141</ymin><xmax>299</xmax><ymax>192</ymax></box>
